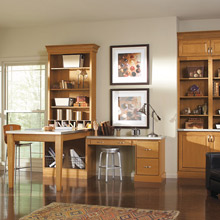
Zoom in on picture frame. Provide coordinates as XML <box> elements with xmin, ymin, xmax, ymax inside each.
<box><xmin>110</xmin><ymin>44</ymin><xmax>149</xmax><ymax>85</ymax></box>
<box><xmin>110</xmin><ymin>89</ymin><xmax>149</xmax><ymax>128</ymax></box>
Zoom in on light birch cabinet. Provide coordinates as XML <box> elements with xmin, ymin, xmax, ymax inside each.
<box><xmin>178</xmin><ymin>31</ymin><xmax>220</xmax><ymax>178</ymax></box>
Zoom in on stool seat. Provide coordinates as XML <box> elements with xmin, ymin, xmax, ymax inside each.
<box><xmin>98</xmin><ymin>147</ymin><xmax>122</xmax><ymax>182</ymax></box>
<box><xmin>100</xmin><ymin>148</ymin><xmax>119</xmax><ymax>153</ymax></box>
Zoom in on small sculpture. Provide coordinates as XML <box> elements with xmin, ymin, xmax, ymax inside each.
<box><xmin>187</xmin><ymin>84</ymin><xmax>203</xmax><ymax>96</ymax></box>
<box><xmin>93</xmin><ymin>121</ymin><xmax>99</xmax><ymax>136</ymax></box>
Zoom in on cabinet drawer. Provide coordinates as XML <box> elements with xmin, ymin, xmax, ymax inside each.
<box><xmin>136</xmin><ymin>141</ymin><xmax>159</xmax><ymax>158</ymax></box>
<box><xmin>90</xmin><ymin>139</ymin><xmax>131</xmax><ymax>146</ymax></box>
<box><xmin>136</xmin><ymin>159</ymin><xmax>158</xmax><ymax>175</ymax></box>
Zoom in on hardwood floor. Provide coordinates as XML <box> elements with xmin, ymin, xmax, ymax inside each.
<box><xmin>0</xmin><ymin>171</ymin><xmax>219</xmax><ymax>220</ymax></box>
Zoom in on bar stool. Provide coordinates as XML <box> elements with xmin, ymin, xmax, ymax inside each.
<box><xmin>3</xmin><ymin>124</ymin><xmax>32</xmax><ymax>180</ymax></box>
<box><xmin>98</xmin><ymin>147</ymin><xmax>122</xmax><ymax>182</ymax></box>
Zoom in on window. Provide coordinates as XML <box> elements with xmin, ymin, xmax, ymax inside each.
<box><xmin>5</xmin><ymin>63</ymin><xmax>46</xmax><ymax>159</ymax></box>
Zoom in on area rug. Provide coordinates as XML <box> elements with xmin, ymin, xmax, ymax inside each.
<box><xmin>20</xmin><ymin>202</ymin><xmax>180</xmax><ymax>220</ymax></box>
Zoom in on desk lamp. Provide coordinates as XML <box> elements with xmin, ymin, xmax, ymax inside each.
<box><xmin>138</xmin><ymin>103</ymin><xmax>161</xmax><ymax>137</ymax></box>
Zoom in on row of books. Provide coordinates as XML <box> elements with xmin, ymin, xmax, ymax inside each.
<box><xmin>99</xmin><ymin>121</ymin><xmax>114</xmax><ymax>136</ymax></box>
<box><xmin>52</xmin><ymin>80</ymin><xmax>75</xmax><ymax>89</ymax></box>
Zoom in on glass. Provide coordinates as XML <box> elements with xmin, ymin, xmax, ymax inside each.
<box><xmin>6</xmin><ymin>64</ymin><xmax>46</xmax><ymax>159</ymax></box>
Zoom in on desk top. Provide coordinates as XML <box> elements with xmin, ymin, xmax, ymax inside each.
<box><xmin>87</xmin><ymin>135</ymin><xmax>165</xmax><ymax>140</ymax></box>
<box><xmin>6</xmin><ymin>128</ymin><xmax>91</xmax><ymax>135</ymax></box>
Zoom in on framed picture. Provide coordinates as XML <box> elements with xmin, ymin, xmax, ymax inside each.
<box><xmin>110</xmin><ymin>44</ymin><xmax>149</xmax><ymax>85</ymax></box>
<box><xmin>111</xmin><ymin>89</ymin><xmax>149</xmax><ymax>128</ymax></box>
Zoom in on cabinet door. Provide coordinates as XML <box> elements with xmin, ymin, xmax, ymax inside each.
<box><xmin>211</xmin><ymin>39</ymin><xmax>220</xmax><ymax>55</ymax></box>
<box><xmin>212</xmin><ymin>134</ymin><xmax>220</xmax><ymax>151</ymax></box>
<box><xmin>179</xmin><ymin>39</ymin><xmax>210</xmax><ymax>57</ymax></box>
<box><xmin>179</xmin><ymin>132</ymin><xmax>209</xmax><ymax>171</ymax></box>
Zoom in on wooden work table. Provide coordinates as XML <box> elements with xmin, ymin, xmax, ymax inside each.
<box><xmin>6</xmin><ymin>128</ymin><xmax>92</xmax><ymax>191</ymax></box>
<box><xmin>6</xmin><ymin>131</ymin><xmax>166</xmax><ymax>192</ymax></box>
<box><xmin>86</xmin><ymin>135</ymin><xmax>166</xmax><ymax>182</ymax></box>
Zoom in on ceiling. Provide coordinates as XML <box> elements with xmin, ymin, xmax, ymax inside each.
<box><xmin>1</xmin><ymin>0</ymin><xmax>220</xmax><ymax>28</ymax></box>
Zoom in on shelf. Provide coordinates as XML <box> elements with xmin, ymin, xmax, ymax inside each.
<box><xmin>180</xmin><ymin>77</ymin><xmax>208</xmax><ymax>81</ymax></box>
<box><xmin>213</xmin><ymin>77</ymin><xmax>220</xmax><ymax>80</ymax></box>
<box><xmin>51</xmin><ymin>67</ymin><xmax>90</xmax><ymax>71</ymax></box>
<box><xmin>180</xmin><ymin>114</ymin><xmax>208</xmax><ymax>117</ymax></box>
<box><xmin>213</xmin><ymin>96</ymin><xmax>220</xmax><ymax>99</ymax></box>
<box><xmin>180</xmin><ymin>96</ymin><xmax>208</xmax><ymax>99</ymax></box>
<box><xmin>50</xmin><ymin>88</ymin><xmax>89</xmax><ymax>91</ymax></box>
<box><xmin>213</xmin><ymin>115</ymin><xmax>220</xmax><ymax>117</ymax></box>
<box><xmin>48</xmin><ymin>119</ymin><xmax>90</xmax><ymax>121</ymax></box>
<box><xmin>51</xmin><ymin>106</ymin><xmax>89</xmax><ymax>109</ymax></box>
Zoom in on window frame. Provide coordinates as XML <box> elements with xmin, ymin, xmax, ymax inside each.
<box><xmin>0</xmin><ymin>57</ymin><xmax>48</xmax><ymax>163</ymax></box>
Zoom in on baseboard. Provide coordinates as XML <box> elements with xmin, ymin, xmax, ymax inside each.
<box><xmin>166</xmin><ymin>173</ymin><xmax>178</xmax><ymax>179</ymax></box>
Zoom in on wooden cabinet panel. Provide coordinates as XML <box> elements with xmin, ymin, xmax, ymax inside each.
<box><xmin>211</xmin><ymin>39</ymin><xmax>220</xmax><ymax>55</ymax></box>
<box><xmin>179</xmin><ymin>132</ymin><xmax>209</xmax><ymax>170</ymax></box>
<box><xmin>136</xmin><ymin>141</ymin><xmax>158</xmax><ymax>158</ymax></box>
<box><xmin>179</xmin><ymin>39</ymin><xmax>209</xmax><ymax>57</ymax></box>
<box><xmin>136</xmin><ymin>159</ymin><xmax>158</xmax><ymax>175</ymax></box>
<box><xmin>211</xmin><ymin>133</ymin><xmax>220</xmax><ymax>151</ymax></box>
<box><xmin>90</xmin><ymin>139</ymin><xmax>131</xmax><ymax>146</ymax></box>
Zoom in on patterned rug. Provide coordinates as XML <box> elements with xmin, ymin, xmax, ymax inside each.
<box><xmin>20</xmin><ymin>202</ymin><xmax>179</xmax><ymax>220</ymax></box>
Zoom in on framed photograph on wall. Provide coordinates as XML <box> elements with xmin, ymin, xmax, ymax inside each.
<box><xmin>111</xmin><ymin>89</ymin><xmax>149</xmax><ymax>128</ymax></box>
<box><xmin>110</xmin><ymin>44</ymin><xmax>149</xmax><ymax>85</ymax></box>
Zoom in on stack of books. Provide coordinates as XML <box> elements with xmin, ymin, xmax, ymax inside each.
<box><xmin>74</xmin><ymin>96</ymin><xmax>89</xmax><ymax>107</ymax></box>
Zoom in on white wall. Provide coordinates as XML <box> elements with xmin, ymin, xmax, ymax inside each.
<box><xmin>179</xmin><ymin>18</ymin><xmax>220</xmax><ymax>32</ymax></box>
<box><xmin>0</xmin><ymin>17</ymin><xmax>178</xmax><ymax>177</ymax></box>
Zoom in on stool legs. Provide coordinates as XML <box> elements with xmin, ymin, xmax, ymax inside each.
<box><xmin>98</xmin><ymin>152</ymin><xmax>103</xmax><ymax>180</ymax></box>
<box><xmin>98</xmin><ymin>150</ymin><xmax>122</xmax><ymax>182</ymax></box>
<box><xmin>105</xmin><ymin>153</ymin><xmax>109</xmax><ymax>182</ymax></box>
<box><xmin>112</xmin><ymin>154</ymin><xmax>115</xmax><ymax>179</ymax></box>
<box><xmin>4</xmin><ymin>148</ymin><xmax>7</xmax><ymax>175</ymax></box>
<box><xmin>4</xmin><ymin>144</ymin><xmax>33</xmax><ymax>180</ymax></box>
<box><xmin>118</xmin><ymin>152</ymin><xmax>122</xmax><ymax>181</ymax></box>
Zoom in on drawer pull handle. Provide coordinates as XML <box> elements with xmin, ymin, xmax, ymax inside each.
<box><xmin>118</xmin><ymin>141</ymin><xmax>125</xmax><ymax>144</ymax></box>
<box><xmin>145</xmin><ymin>148</ymin><xmax>152</xmax><ymax>151</ymax></box>
<box><xmin>144</xmin><ymin>166</ymin><xmax>151</xmax><ymax>168</ymax></box>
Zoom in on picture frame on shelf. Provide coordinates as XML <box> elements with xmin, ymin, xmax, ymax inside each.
<box><xmin>110</xmin><ymin>88</ymin><xmax>149</xmax><ymax>128</ymax></box>
<box><xmin>110</xmin><ymin>44</ymin><xmax>149</xmax><ymax>85</ymax></box>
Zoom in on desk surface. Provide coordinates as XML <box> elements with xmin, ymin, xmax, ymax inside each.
<box><xmin>87</xmin><ymin>135</ymin><xmax>165</xmax><ymax>140</ymax></box>
<box><xmin>6</xmin><ymin>128</ymin><xmax>91</xmax><ymax>135</ymax></box>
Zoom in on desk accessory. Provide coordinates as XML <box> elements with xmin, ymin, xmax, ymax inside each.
<box><xmin>138</xmin><ymin>103</ymin><xmax>161</xmax><ymax>137</ymax></box>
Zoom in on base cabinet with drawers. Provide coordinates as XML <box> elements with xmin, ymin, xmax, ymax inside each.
<box><xmin>134</xmin><ymin>139</ymin><xmax>165</xmax><ymax>182</ymax></box>
<box><xmin>86</xmin><ymin>137</ymin><xmax>165</xmax><ymax>183</ymax></box>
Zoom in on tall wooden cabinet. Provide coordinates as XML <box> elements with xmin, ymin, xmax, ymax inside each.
<box><xmin>44</xmin><ymin>44</ymin><xmax>99</xmax><ymax>178</ymax></box>
<box><xmin>178</xmin><ymin>31</ymin><xmax>220</xmax><ymax>178</ymax></box>
<box><xmin>46</xmin><ymin>44</ymin><xmax>99</xmax><ymax>127</ymax></box>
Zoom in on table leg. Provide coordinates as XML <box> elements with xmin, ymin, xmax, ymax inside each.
<box><xmin>8</xmin><ymin>134</ymin><xmax>15</xmax><ymax>188</ymax></box>
<box><xmin>55</xmin><ymin>135</ymin><xmax>63</xmax><ymax>191</ymax></box>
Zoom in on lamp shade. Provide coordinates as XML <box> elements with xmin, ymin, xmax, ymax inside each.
<box><xmin>138</xmin><ymin>104</ymin><xmax>147</xmax><ymax>115</ymax></box>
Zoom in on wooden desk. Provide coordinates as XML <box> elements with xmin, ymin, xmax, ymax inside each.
<box><xmin>6</xmin><ymin>129</ymin><xmax>92</xmax><ymax>191</ymax></box>
<box><xmin>86</xmin><ymin>136</ymin><xmax>166</xmax><ymax>182</ymax></box>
